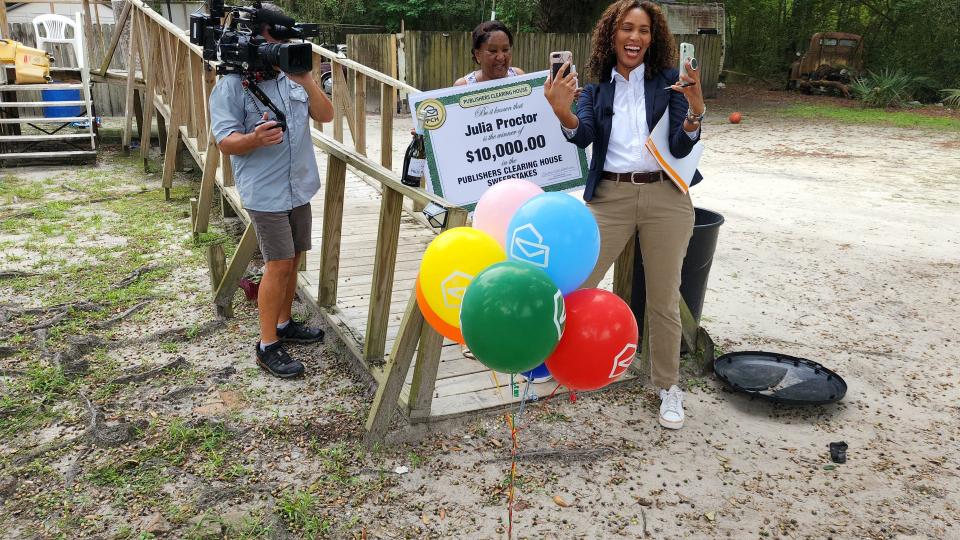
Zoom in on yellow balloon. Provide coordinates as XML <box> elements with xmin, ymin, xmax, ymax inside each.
<box><xmin>419</xmin><ymin>227</ymin><xmax>506</xmax><ymax>328</ymax></box>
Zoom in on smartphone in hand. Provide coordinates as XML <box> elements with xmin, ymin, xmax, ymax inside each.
<box><xmin>550</xmin><ymin>51</ymin><xmax>573</xmax><ymax>79</ymax></box>
<box><xmin>679</xmin><ymin>42</ymin><xmax>695</xmax><ymax>77</ymax></box>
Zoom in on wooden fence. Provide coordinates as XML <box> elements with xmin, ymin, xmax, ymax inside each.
<box><xmin>6</xmin><ymin>21</ymin><xmax>129</xmax><ymax>115</ymax></box>
<box><xmin>350</xmin><ymin>30</ymin><xmax>722</xmax><ymax>98</ymax></box>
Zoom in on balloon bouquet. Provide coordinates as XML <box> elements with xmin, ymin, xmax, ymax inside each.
<box><xmin>416</xmin><ymin>178</ymin><xmax>640</xmax><ymax>395</ymax></box>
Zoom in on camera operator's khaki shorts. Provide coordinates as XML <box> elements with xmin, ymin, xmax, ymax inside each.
<box><xmin>247</xmin><ymin>203</ymin><xmax>312</xmax><ymax>262</ymax></box>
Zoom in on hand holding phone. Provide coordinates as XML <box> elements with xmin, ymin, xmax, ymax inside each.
<box><xmin>679</xmin><ymin>42</ymin><xmax>695</xmax><ymax>78</ymax></box>
<box><xmin>550</xmin><ymin>51</ymin><xmax>573</xmax><ymax>80</ymax></box>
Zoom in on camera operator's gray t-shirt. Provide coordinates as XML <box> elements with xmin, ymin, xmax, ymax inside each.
<box><xmin>209</xmin><ymin>72</ymin><xmax>320</xmax><ymax>213</ymax></box>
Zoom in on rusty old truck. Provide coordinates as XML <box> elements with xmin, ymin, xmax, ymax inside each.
<box><xmin>788</xmin><ymin>32</ymin><xmax>864</xmax><ymax>97</ymax></box>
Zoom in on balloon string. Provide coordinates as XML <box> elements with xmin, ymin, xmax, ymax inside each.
<box><xmin>489</xmin><ymin>370</ymin><xmax>505</xmax><ymax>400</ymax></box>
<box><xmin>505</xmin><ymin>412</ymin><xmax>518</xmax><ymax>540</ymax></box>
<box><xmin>506</xmin><ymin>378</ymin><xmax>532</xmax><ymax>539</ymax></box>
<box><xmin>516</xmin><ymin>377</ymin><xmax>533</xmax><ymax>425</ymax></box>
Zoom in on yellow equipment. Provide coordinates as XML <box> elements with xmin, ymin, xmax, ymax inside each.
<box><xmin>0</xmin><ymin>39</ymin><xmax>53</xmax><ymax>84</ymax></box>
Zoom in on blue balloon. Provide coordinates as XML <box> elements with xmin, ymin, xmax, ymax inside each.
<box><xmin>505</xmin><ymin>192</ymin><xmax>600</xmax><ymax>295</ymax></box>
<box><xmin>522</xmin><ymin>362</ymin><xmax>551</xmax><ymax>380</ymax></box>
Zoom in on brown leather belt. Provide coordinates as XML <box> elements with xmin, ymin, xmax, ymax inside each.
<box><xmin>602</xmin><ymin>171</ymin><xmax>663</xmax><ymax>184</ymax></box>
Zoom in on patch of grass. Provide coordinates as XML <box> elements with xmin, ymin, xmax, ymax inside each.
<box><xmin>194</xmin><ymin>231</ymin><xmax>228</xmax><ymax>246</ymax></box>
<box><xmin>541</xmin><ymin>411</ymin><xmax>572</xmax><ymax>423</ymax></box>
<box><xmin>0</xmin><ymin>177</ymin><xmax>44</xmax><ymax>204</ymax></box>
<box><xmin>222</xmin><ymin>511</ymin><xmax>275</xmax><ymax>539</ymax></box>
<box><xmin>276</xmin><ymin>489</ymin><xmax>333</xmax><ymax>539</ymax></box>
<box><xmin>30</xmin><ymin>201</ymin><xmax>70</xmax><ymax>221</ymax></box>
<box><xmin>781</xmin><ymin>104</ymin><xmax>960</xmax><ymax>131</ymax></box>
<box><xmin>0</xmin><ymin>363</ymin><xmax>77</xmax><ymax>439</ymax></box>
<box><xmin>406</xmin><ymin>450</ymin><xmax>426</xmax><ymax>469</ymax></box>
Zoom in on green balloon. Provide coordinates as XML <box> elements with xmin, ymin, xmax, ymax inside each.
<box><xmin>460</xmin><ymin>261</ymin><xmax>565</xmax><ymax>374</ymax></box>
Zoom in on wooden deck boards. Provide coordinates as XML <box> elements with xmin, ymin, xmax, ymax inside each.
<box><xmin>295</xmin><ymin>138</ymin><xmax>628</xmax><ymax>423</ymax></box>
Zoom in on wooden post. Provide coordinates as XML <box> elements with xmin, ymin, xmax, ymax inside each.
<box><xmin>0</xmin><ymin>1</ymin><xmax>9</xmax><ymax>40</ymax></box>
<box><xmin>318</xmin><ymin>155</ymin><xmax>347</xmax><ymax>307</ymax></box>
<box><xmin>189</xmin><ymin>196</ymin><xmax>198</xmax><ymax>230</ymax></box>
<box><xmin>332</xmin><ymin>64</ymin><xmax>356</xmax><ymax>143</ymax></box>
<box><xmin>156</xmin><ymin>112</ymin><xmax>167</xmax><ymax>154</ymax></box>
<box><xmin>613</xmin><ymin>232</ymin><xmax>636</xmax><ymax>304</ymax></box>
<box><xmin>379</xmin><ymin>83</ymin><xmax>393</xmax><ymax>170</ymax></box>
<box><xmin>678</xmin><ymin>297</ymin><xmax>699</xmax><ymax>358</ymax></box>
<box><xmin>696</xmin><ymin>327</ymin><xmax>715</xmax><ymax>374</ymax></box>
<box><xmin>97</xmin><ymin>0</ymin><xmax>131</xmax><ymax>76</ymax></box>
<box><xmin>364</xmin><ymin>289</ymin><xmax>424</xmax><ymax>447</ymax></box>
<box><xmin>406</xmin><ymin>207</ymin><xmax>467</xmax><ymax>418</ymax></box>
<box><xmin>122</xmin><ymin>10</ymin><xmax>141</xmax><ymax>155</ymax></box>
<box><xmin>406</xmin><ymin>325</ymin><xmax>443</xmax><ymax>420</ymax></box>
<box><xmin>193</xmin><ymin>135</ymin><xmax>220</xmax><ymax>235</ymax></box>
<box><xmin>80</xmin><ymin>0</ymin><xmax>98</xmax><ymax>70</ymax></box>
<box><xmin>220</xmin><ymin>152</ymin><xmax>237</xmax><ymax>219</ymax></box>
<box><xmin>139</xmin><ymin>24</ymin><xmax>161</xmax><ymax>170</ymax></box>
<box><xmin>637</xmin><ymin>312</ymin><xmax>650</xmax><ymax>377</ymax></box>
<box><xmin>161</xmin><ymin>44</ymin><xmax>188</xmax><ymax>199</ymax></box>
<box><xmin>206</xmin><ymin>242</ymin><xmax>227</xmax><ymax>293</ymax></box>
<box><xmin>133</xmin><ymin>88</ymin><xmax>144</xmax><ymax>144</ymax></box>
<box><xmin>363</xmin><ymin>186</ymin><xmax>403</xmax><ymax>362</ymax></box>
<box><xmin>193</xmin><ymin>65</ymin><xmax>219</xmax><ymax>235</ymax></box>
<box><xmin>332</xmin><ymin>63</ymin><xmax>344</xmax><ymax>143</ymax></box>
<box><xmin>213</xmin><ymin>222</ymin><xmax>258</xmax><ymax>318</ymax></box>
<box><xmin>353</xmin><ymin>71</ymin><xmax>367</xmax><ymax>155</ymax></box>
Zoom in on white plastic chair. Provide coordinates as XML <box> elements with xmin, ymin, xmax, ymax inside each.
<box><xmin>32</xmin><ymin>13</ymin><xmax>85</xmax><ymax>69</ymax></box>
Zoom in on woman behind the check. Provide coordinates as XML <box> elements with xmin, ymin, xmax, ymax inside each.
<box><xmin>544</xmin><ymin>0</ymin><xmax>707</xmax><ymax>429</ymax></box>
<box><xmin>455</xmin><ymin>20</ymin><xmax>525</xmax><ymax>86</ymax></box>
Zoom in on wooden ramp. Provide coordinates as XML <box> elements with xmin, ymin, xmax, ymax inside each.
<box><xmin>298</xmin><ymin>155</ymin><xmax>637</xmax><ymax>423</ymax></box>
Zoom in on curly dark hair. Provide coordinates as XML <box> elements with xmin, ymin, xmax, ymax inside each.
<box><xmin>471</xmin><ymin>20</ymin><xmax>514</xmax><ymax>65</ymax></box>
<box><xmin>586</xmin><ymin>1</ymin><xmax>676</xmax><ymax>82</ymax></box>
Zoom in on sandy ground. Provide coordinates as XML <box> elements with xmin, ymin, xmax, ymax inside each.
<box><xmin>1</xmin><ymin>90</ymin><xmax>959</xmax><ymax>539</ymax></box>
<box><xmin>345</xmin><ymin>97</ymin><xmax>960</xmax><ymax>538</ymax></box>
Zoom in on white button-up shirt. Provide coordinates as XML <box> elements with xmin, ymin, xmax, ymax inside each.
<box><xmin>562</xmin><ymin>64</ymin><xmax>699</xmax><ymax>174</ymax></box>
<box><xmin>605</xmin><ymin>64</ymin><xmax>661</xmax><ymax>173</ymax></box>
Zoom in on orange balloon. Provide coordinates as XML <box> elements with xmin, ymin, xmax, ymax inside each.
<box><xmin>416</xmin><ymin>276</ymin><xmax>465</xmax><ymax>343</ymax></box>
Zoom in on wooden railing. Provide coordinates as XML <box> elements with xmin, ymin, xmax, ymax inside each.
<box><xmin>100</xmin><ymin>0</ymin><xmax>474</xmax><ymax>444</ymax></box>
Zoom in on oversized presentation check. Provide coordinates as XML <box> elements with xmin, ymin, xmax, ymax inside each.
<box><xmin>407</xmin><ymin>71</ymin><xmax>588</xmax><ymax>211</ymax></box>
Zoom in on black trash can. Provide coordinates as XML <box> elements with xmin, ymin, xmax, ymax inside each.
<box><xmin>630</xmin><ymin>207</ymin><xmax>724</xmax><ymax>329</ymax></box>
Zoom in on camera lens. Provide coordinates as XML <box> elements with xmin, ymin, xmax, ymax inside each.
<box><xmin>257</xmin><ymin>42</ymin><xmax>313</xmax><ymax>74</ymax></box>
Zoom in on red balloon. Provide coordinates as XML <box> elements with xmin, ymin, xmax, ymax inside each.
<box><xmin>545</xmin><ymin>289</ymin><xmax>639</xmax><ymax>391</ymax></box>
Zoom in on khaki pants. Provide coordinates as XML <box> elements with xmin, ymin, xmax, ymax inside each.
<box><xmin>583</xmin><ymin>179</ymin><xmax>694</xmax><ymax>389</ymax></box>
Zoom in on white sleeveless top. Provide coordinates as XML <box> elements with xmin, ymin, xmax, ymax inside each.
<box><xmin>463</xmin><ymin>67</ymin><xmax>519</xmax><ymax>84</ymax></box>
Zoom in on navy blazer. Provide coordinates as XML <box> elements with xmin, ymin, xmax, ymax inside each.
<box><xmin>565</xmin><ymin>67</ymin><xmax>703</xmax><ymax>201</ymax></box>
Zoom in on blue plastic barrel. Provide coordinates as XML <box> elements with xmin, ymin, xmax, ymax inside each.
<box><xmin>41</xmin><ymin>87</ymin><xmax>83</xmax><ymax>118</ymax></box>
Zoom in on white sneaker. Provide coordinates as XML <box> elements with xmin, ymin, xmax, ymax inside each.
<box><xmin>658</xmin><ymin>385</ymin><xmax>685</xmax><ymax>429</ymax></box>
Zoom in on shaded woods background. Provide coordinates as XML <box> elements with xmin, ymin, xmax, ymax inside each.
<box><xmin>280</xmin><ymin>0</ymin><xmax>960</xmax><ymax>90</ymax></box>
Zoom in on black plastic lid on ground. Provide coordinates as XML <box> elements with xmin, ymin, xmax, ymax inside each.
<box><xmin>713</xmin><ymin>351</ymin><xmax>847</xmax><ymax>405</ymax></box>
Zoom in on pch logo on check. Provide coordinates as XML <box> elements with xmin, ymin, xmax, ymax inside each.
<box><xmin>440</xmin><ymin>271</ymin><xmax>474</xmax><ymax>310</ymax></box>
<box><xmin>510</xmin><ymin>223</ymin><xmax>550</xmax><ymax>268</ymax></box>
<box><xmin>609</xmin><ymin>343</ymin><xmax>638</xmax><ymax>379</ymax></box>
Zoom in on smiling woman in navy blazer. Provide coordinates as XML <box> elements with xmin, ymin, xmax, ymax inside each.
<box><xmin>545</xmin><ymin>0</ymin><xmax>706</xmax><ymax>430</ymax></box>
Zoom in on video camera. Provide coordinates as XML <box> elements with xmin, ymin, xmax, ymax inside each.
<box><xmin>190</xmin><ymin>0</ymin><xmax>320</xmax><ymax>130</ymax></box>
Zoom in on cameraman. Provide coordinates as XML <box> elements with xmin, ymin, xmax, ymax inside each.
<box><xmin>209</xmin><ymin>3</ymin><xmax>333</xmax><ymax>379</ymax></box>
